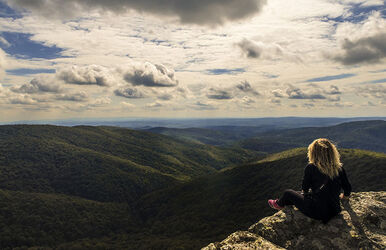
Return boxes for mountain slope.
[0,189,135,249]
[0,147,384,249]
[134,148,386,249]
[0,125,259,202]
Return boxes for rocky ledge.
[203,192,386,249]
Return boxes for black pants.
[277,189,340,223]
[277,189,311,216]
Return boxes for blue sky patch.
[306,73,356,82]
[367,78,386,84]
[323,2,386,24]
[206,68,246,75]
[0,32,65,59]
[6,68,56,76]
[263,72,279,79]
[0,1,22,19]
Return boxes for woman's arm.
[302,164,313,193]
[340,167,352,197]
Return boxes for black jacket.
[302,163,352,223]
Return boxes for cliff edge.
[203,192,386,249]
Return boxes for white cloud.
[11,77,63,94]
[114,87,146,99]
[89,97,111,107]
[57,65,117,86]
[121,101,135,108]
[7,0,267,26]
[0,0,385,119]
[56,91,88,102]
[146,101,163,108]
[121,62,178,87]
[8,95,37,105]
[0,49,6,77]
[356,85,386,99]
[236,81,261,96]
[331,12,386,65]
[190,101,218,110]
[206,88,233,100]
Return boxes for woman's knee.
[283,189,296,195]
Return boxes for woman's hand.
[339,193,349,200]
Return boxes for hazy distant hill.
[145,120,386,154]
[0,125,259,203]
[145,127,240,146]
[9,116,385,128]
[239,120,386,153]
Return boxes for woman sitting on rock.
[268,138,352,223]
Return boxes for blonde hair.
[307,138,342,179]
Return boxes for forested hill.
[132,148,386,249]
[0,125,259,203]
[0,125,385,249]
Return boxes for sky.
[0,0,385,122]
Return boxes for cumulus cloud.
[122,62,178,87]
[233,96,257,108]
[114,87,146,99]
[146,101,163,108]
[9,95,37,105]
[56,91,88,102]
[236,38,302,62]
[121,101,135,108]
[236,38,262,58]
[331,11,386,65]
[286,86,326,100]
[270,98,281,105]
[356,85,386,99]
[272,85,344,104]
[0,49,6,77]
[191,101,217,110]
[207,88,233,100]
[11,77,62,94]
[175,86,190,98]
[7,0,267,26]
[89,97,111,107]
[241,96,255,105]
[324,85,342,95]
[236,81,260,96]
[272,89,285,98]
[57,65,116,86]
[333,33,386,65]
[157,93,173,101]
[303,103,315,108]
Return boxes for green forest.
[0,124,385,249]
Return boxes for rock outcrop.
[203,192,386,249]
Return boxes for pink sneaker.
[268,199,284,210]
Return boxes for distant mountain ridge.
[239,120,386,153]
[147,120,386,153]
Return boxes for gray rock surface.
[203,192,386,249]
